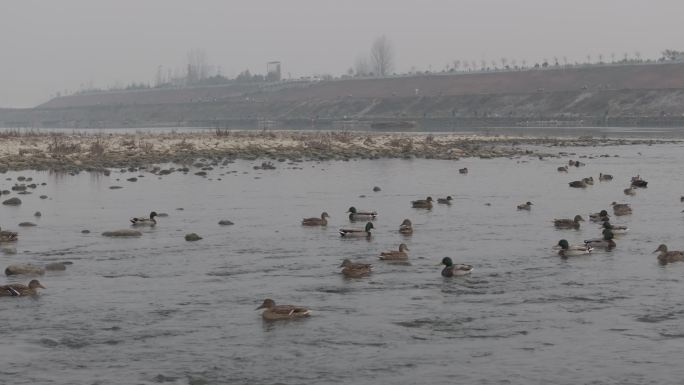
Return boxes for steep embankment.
[4,63,684,128]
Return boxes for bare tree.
[370,35,394,77]
[453,60,461,71]
[354,54,371,76]
[186,49,209,84]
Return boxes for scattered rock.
[109,186,123,189]
[2,197,21,206]
[81,229,91,234]
[5,263,44,276]
[218,220,234,226]
[34,211,42,217]
[372,186,381,192]
[127,177,138,182]
[185,233,202,241]
[102,229,142,237]
[18,222,36,227]
[40,195,48,199]
[45,262,68,271]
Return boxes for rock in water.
[18,222,36,227]
[102,229,142,237]
[218,220,234,226]
[5,263,45,276]
[34,211,42,217]
[45,262,68,271]
[373,186,381,192]
[185,233,202,241]
[2,197,21,206]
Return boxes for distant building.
[266,61,281,81]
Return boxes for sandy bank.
[0,130,675,172]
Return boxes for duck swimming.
[255,298,311,320]
[556,239,593,257]
[379,244,409,261]
[602,221,628,234]
[339,222,374,238]
[347,207,377,221]
[302,212,330,226]
[440,257,473,277]
[624,187,636,196]
[589,210,610,223]
[584,229,616,250]
[0,279,45,297]
[569,180,588,188]
[130,211,158,226]
[611,202,632,216]
[599,173,613,181]
[517,201,533,210]
[339,259,372,277]
[399,219,413,235]
[411,197,433,209]
[554,215,583,229]
[653,244,684,265]
[437,196,453,205]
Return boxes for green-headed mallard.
[437,196,453,205]
[589,210,609,223]
[130,211,158,226]
[255,298,311,320]
[556,239,593,257]
[399,219,413,235]
[569,180,587,188]
[347,207,377,221]
[554,215,584,229]
[584,229,616,250]
[339,222,374,238]
[602,221,628,234]
[379,244,409,261]
[611,202,632,216]
[302,212,329,226]
[0,227,18,242]
[440,257,473,277]
[654,244,684,265]
[411,196,433,209]
[517,201,533,210]
[5,263,45,276]
[339,259,372,277]
[0,279,45,297]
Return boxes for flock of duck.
[3,160,684,322]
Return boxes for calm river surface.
[2,142,684,385]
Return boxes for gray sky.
[1,0,681,107]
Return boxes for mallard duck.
[631,175,648,188]
[0,279,45,297]
[582,177,594,185]
[0,227,18,242]
[379,244,409,261]
[569,180,587,188]
[554,215,583,229]
[399,219,413,235]
[440,257,473,277]
[5,263,45,276]
[599,173,613,181]
[130,211,158,226]
[411,196,433,209]
[555,239,593,257]
[624,187,636,196]
[584,229,616,250]
[339,259,372,277]
[302,212,329,226]
[437,196,453,204]
[653,244,684,265]
[611,202,632,216]
[347,207,377,221]
[517,201,533,210]
[339,222,374,237]
[557,166,568,172]
[602,221,629,234]
[459,168,468,174]
[589,210,610,223]
[255,298,311,320]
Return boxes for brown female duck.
[339,259,372,277]
[302,212,330,226]
[255,298,311,320]
[379,244,409,261]
[0,279,45,297]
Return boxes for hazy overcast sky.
[0,0,681,107]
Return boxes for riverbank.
[0,130,676,172]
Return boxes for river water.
[1,141,684,384]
